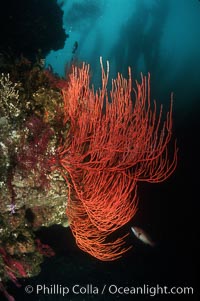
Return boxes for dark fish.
[72,41,78,54]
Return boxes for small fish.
[131,226,155,247]
[72,41,78,54]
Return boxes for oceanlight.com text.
[24,283,194,297]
